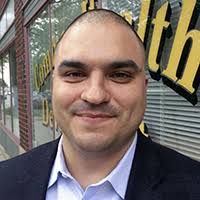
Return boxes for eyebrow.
[57,59,141,71]
[58,60,87,69]
[108,60,141,71]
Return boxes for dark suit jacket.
[0,131,200,200]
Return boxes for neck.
[62,136,134,190]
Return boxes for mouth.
[74,112,116,123]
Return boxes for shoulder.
[0,138,59,180]
[151,140,200,198]
[152,139,200,174]
[137,132,200,175]
[0,139,60,199]
[129,133,200,198]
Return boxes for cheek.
[52,80,80,109]
[110,84,146,123]
[111,85,145,108]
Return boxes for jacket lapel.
[125,131,165,200]
[16,138,60,200]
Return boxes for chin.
[74,132,116,153]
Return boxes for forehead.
[55,21,144,68]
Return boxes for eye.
[61,71,87,83]
[109,71,134,83]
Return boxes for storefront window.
[0,0,15,39]
[102,0,139,13]
[0,13,7,39]
[3,54,12,131]
[51,0,81,42]
[7,0,15,27]
[29,7,52,147]
[0,48,19,137]
[9,47,19,136]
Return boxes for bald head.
[54,9,145,62]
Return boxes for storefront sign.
[81,0,96,12]
[42,97,58,130]
[138,0,200,105]
[33,43,56,91]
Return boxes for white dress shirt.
[46,133,137,200]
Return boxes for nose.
[81,73,110,105]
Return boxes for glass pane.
[0,13,7,38]
[51,0,82,42]
[102,0,141,22]
[2,54,12,131]
[29,7,53,147]
[0,0,15,39]
[6,0,15,28]
[9,47,19,137]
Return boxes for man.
[0,9,200,200]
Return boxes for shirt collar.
[106,132,137,198]
[48,133,137,199]
[48,135,70,188]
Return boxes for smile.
[75,112,115,123]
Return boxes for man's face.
[53,21,147,154]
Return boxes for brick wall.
[15,0,32,151]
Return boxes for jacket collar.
[16,138,60,200]
[125,130,165,200]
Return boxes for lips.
[75,111,115,123]
[76,112,114,118]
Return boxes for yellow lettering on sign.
[81,0,87,12]
[34,64,40,91]
[42,98,49,126]
[162,0,200,94]
[81,0,95,12]
[137,0,152,41]
[34,47,53,91]
[88,0,95,10]
[42,57,47,78]
[42,98,57,130]
[44,50,50,77]
[44,56,49,78]
[39,63,44,87]
[121,11,132,25]
[139,122,149,138]
[49,110,54,129]
[148,2,170,73]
